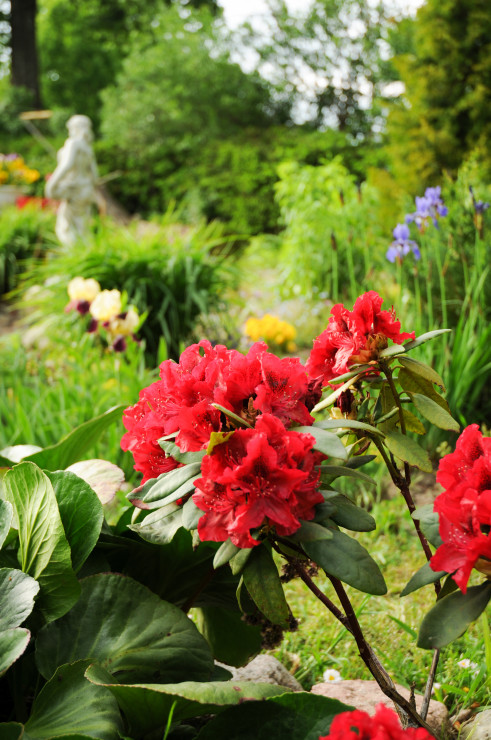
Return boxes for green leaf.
[46,471,103,573]
[213,539,241,569]
[0,723,24,740]
[128,463,202,509]
[304,530,387,595]
[319,364,373,385]
[0,628,31,676]
[130,504,184,545]
[24,661,122,740]
[206,431,235,455]
[398,357,446,390]
[384,430,433,472]
[211,403,252,428]
[320,465,376,487]
[400,561,446,597]
[398,368,450,412]
[86,663,290,738]
[409,393,460,432]
[0,499,13,550]
[194,606,261,666]
[313,419,385,437]
[417,582,491,649]
[195,691,354,740]
[290,427,347,460]
[159,440,206,465]
[379,344,406,358]
[35,573,214,683]
[3,463,80,622]
[400,409,426,435]
[66,459,125,505]
[320,491,376,532]
[412,505,442,548]
[242,546,290,627]
[229,548,253,576]
[24,406,126,471]
[182,497,203,530]
[0,568,39,629]
[289,521,334,542]
[403,329,451,352]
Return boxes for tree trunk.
[10,0,42,108]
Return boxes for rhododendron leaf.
[0,568,39,630]
[398,368,450,412]
[0,499,13,550]
[409,393,460,432]
[345,455,376,469]
[398,357,446,390]
[314,419,385,437]
[304,531,387,595]
[320,466,376,487]
[412,505,442,548]
[290,427,347,460]
[3,463,80,622]
[24,661,123,740]
[36,574,214,683]
[400,409,426,435]
[378,344,406,358]
[437,574,459,600]
[182,497,203,530]
[130,504,184,545]
[320,491,376,532]
[211,403,252,428]
[129,463,202,509]
[417,582,491,649]
[195,691,354,740]
[323,365,373,385]
[213,539,241,569]
[312,376,364,414]
[400,561,446,597]
[403,329,451,352]
[242,546,290,627]
[45,471,103,573]
[85,664,288,738]
[375,384,398,434]
[159,440,206,464]
[206,431,235,455]
[289,521,334,542]
[229,548,253,576]
[384,431,433,472]
[23,406,126,470]
[194,605,262,666]
[0,628,31,676]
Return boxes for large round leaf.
[0,499,13,550]
[24,660,122,740]
[35,573,214,683]
[85,663,291,738]
[417,581,491,649]
[0,628,31,675]
[45,471,104,573]
[195,692,354,740]
[194,606,261,666]
[0,568,39,630]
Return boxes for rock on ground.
[220,655,303,691]
[460,708,491,739]
[312,679,449,734]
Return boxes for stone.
[312,679,449,734]
[45,114,98,246]
[460,708,491,739]
[221,655,302,691]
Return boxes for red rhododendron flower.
[430,424,491,592]
[193,413,324,548]
[307,291,414,385]
[319,704,433,739]
[121,340,316,483]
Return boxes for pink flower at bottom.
[319,704,433,739]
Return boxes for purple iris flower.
[386,223,421,263]
[406,186,447,229]
[469,186,489,214]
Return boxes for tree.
[386,0,491,189]
[5,0,41,106]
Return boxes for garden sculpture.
[45,114,98,246]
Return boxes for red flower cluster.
[430,425,491,592]
[307,291,414,385]
[194,413,324,548]
[122,340,325,546]
[319,704,433,740]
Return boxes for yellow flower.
[107,307,140,337]
[90,289,122,322]
[68,276,101,303]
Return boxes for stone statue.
[46,115,98,246]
